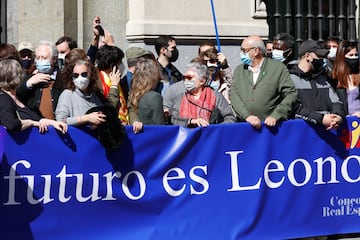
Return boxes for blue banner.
[1,118,360,239]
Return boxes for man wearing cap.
[289,39,345,130]
[122,47,155,100]
[18,41,35,74]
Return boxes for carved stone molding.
[253,0,267,19]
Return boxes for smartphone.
[95,25,105,36]
[110,63,118,72]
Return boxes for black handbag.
[86,103,126,152]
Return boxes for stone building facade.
[3,0,267,72]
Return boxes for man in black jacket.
[289,40,345,130]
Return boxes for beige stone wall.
[8,0,64,48]
[126,0,268,40]
[7,0,129,50]
[7,0,267,49]
[6,0,267,70]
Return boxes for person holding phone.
[0,59,67,134]
[16,40,64,120]
[87,16,115,64]
[95,45,129,125]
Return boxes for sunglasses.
[72,72,88,79]
[207,59,218,64]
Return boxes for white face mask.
[57,53,66,70]
[73,76,90,91]
[58,53,66,61]
[328,47,337,59]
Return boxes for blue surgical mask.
[184,79,196,92]
[240,51,253,65]
[210,80,220,91]
[272,49,285,62]
[36,59,52,73]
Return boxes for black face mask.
[169,48,179,62]
[345,57,360,74]
[311,58,324,72]
[20,59,32,69]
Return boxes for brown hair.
[59,48,89,89]
[332,40,360,88]
[0,59,24,90]
[0,43,20,62]
[128,58,161,113]
[199,48,224,85]
[68,59,102,97]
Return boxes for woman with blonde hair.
[128,58,164,133]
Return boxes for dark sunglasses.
[207,59,218,64]
[72,72,88,79]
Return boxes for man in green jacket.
[231,35,298,130]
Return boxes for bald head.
[242,35,266,55]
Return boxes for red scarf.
[179,87,216,121]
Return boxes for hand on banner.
[245,115,261,130]
[190,118,209,127]
[323,113,342,130]
[132,121,143,134]
[264,116,277,127]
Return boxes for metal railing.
[264,0,357,49]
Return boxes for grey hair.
[36,40,58,58]
[249,38,266,55]
[186,62,209,80]
[0,59,24,90]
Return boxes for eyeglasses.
[72,72,88,79]
[240,47,256,53]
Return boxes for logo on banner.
[339,120,360,149]
[323,196,360,217]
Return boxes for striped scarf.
[99,71,129,125]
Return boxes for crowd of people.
[0,16,359,145]
[0,15,359,239]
